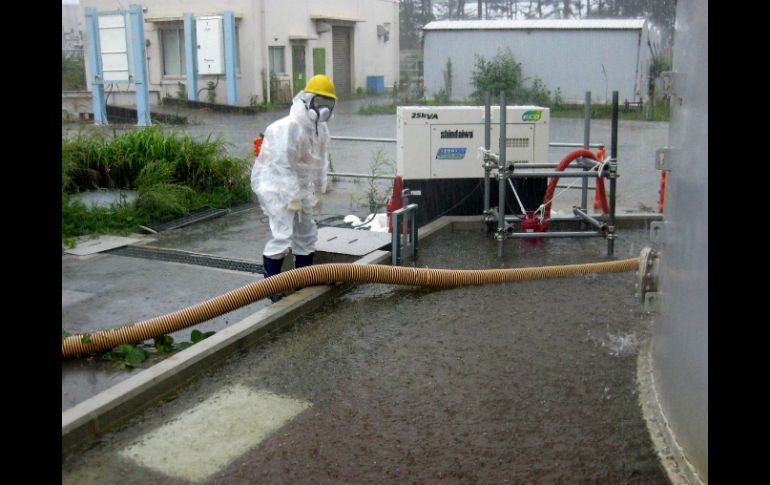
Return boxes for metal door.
[313,48,326,75]
[292,44,306,96]
[332,27,351,96]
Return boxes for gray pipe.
[513,160,600,169]
[498,91,507,257]
[484,92,491,215]
[329,172,396,180]
[550,142,604,148]
[581,91,592,212]
[509,171,603,179]
[330,136,396,143]
[508,231,604,239]
[608,91,619,257]
[573,207,608,232]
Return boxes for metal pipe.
[410,204,418,260]
[391,210,401,266]
[498,91,507,258]
[330,136,397,143]
[556,184,597,190]
[508,231,605,239]
[581,91,591,212]
[328,172,396,180]
[573,207,608,232]
[509,171,604,178]
[608,91,619,257]
[484,92,491,215]
[512,161,600,169]
[550,142,604,149]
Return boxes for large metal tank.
[638,1,708,483]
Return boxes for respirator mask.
[306,94,336,123]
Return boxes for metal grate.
[140,208,228,233]
[108,246,264,274]
[506,137,530,148]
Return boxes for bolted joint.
[636,247,660,311]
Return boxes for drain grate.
[108,246,264,274]
[140,208,228,233]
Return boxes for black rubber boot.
[262,255,286,303]
[294,252,314,269]
[293,253,314,291]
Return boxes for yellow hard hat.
[304,74,337,100]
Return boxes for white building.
[422,18,661,104]
[79,0,399,107]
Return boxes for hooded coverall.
[251,91,330,259]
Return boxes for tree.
[400,0,436,49]
[470,48,524,100]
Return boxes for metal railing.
[391,203,418,266]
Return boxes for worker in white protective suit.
[251,74,336,302]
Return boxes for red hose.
[542,149,608,225]
[658,170,667,213]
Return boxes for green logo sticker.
[522,110,542,122]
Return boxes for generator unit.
[396,106,550,225]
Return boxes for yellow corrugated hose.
[62,258,640,358]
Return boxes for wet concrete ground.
[62,99,668,483]
[62,227,667,484]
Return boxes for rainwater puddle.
[63,226,667,483]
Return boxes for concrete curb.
[62,250,390,456]
[636,340,706,485]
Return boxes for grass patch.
[551,99,671,121]
[358,103,398,115]
[62,126,252,243]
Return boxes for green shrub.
[62,52,86,91]
[470,48,524,102]
[61,127,252,241]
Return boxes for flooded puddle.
[63,226,667,483]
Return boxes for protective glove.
[287,199,301,212]
[313,193,323,213]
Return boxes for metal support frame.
[85,5,151,126]
[129,5,150,126]
[223,11,238,106]
[184,13,199,102]
[607,91,619,257]
[391,203,418,266]
[480,90,620,258]
[581,91,592,213]
[85,7,108,125]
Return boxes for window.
[161,27,185,76]
[269,46,285,75]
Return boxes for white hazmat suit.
[251,91,330,258]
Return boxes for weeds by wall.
[62,127,252,242]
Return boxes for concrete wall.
[80,0,399,107]
[651,1,708,481]
[423,27,652,104]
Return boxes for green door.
[292,45,306,96]
[313,48,326,76]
